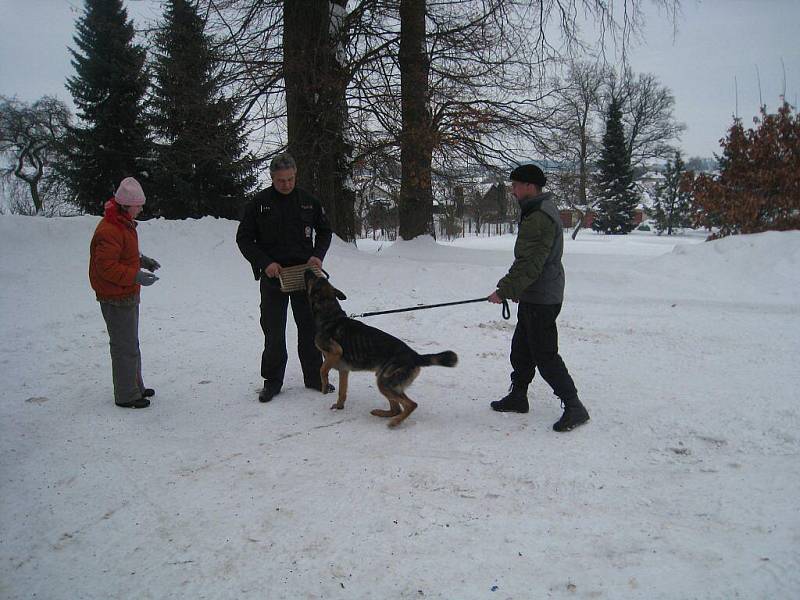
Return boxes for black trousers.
[259,278,322,388]
[510,302,578,401]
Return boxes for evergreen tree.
[148,0,255,219]
[592,95,638,234]
[653,150,691,235]
[65,0,149,214]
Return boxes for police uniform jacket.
[236,186,333,280]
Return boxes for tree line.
[2,0,256,221]
[1,0,797,241]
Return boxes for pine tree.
[592,95,639,234]
[148,0,255,219]
[653,150,691,235]
[65,0,149,214]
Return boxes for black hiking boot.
[553,398,590,432]
[259,380,282,403]
[143,388,155,398]
[490,383,529,414]
[116,397,150,409]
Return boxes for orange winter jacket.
[89,200,141,301]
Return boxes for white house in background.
[358,180,395,207]
[636,169,667,217]
[638,170,666,193]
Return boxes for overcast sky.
[1,0,798,159]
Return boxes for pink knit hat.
[115,177,146,206]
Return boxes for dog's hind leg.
[319,341,343,393]
[388,393,418,428]
[371,380,402,419]
[331,369,348,410]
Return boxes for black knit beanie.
[510,164,547,187]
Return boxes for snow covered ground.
[1,215,799,599]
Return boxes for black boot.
[553,398,589,432]
[143,388,155,398]
[490,382,529,413]
[116,397,150,409]
[259,380,282,403]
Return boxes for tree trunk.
[14,148,45,214]
[571,216,584,240]
[579,136,588,206]
[398,0,433,240]
[283,0,355,241]
[28,181,43,214]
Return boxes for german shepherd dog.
[304,270,458,427]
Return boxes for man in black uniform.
[236,153,333,403]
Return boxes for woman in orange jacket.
[89,177,160,408]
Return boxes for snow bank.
[657,230,800,304]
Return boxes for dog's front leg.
[320,351,331,392]
[320,341,343,394]
[331,370,348,410]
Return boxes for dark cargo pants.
[259,278,323,389]
[510,302,578,401]
[100,301,145,405]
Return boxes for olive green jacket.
[496,192,565,304]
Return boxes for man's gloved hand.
[136,270,159,286]
[140,254,161,271]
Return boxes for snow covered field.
[1,215,799,599]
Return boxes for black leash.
[350,297,511,320]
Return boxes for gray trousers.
[100,301,145,405]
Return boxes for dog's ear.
[334,288,347,301]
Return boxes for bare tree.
[548,60,608,238]
[0,96,71,215]
[0,174,77,217]
[548,60,684,238]
[398,0,434,239]
[203,0,369,239]
[389,0,681,238]
[619,67,686,168]
[201,1,680,239]
[283,0,356,240]
[203,0,287,150]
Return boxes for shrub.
[683,102,800,239]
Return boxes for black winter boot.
[116,397,150,409]
[259,380,282,403]
[490,382,529,413]
[553,398,589,432]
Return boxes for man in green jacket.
[488,164,589,432]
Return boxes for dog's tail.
[416,350,458,368]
